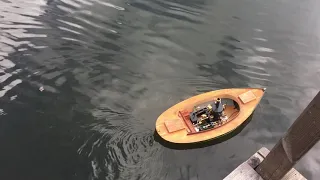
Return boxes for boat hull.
[155,88,266,144]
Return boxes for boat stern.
[155,116,190,140]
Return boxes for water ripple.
[130,0,204,24]
[78,120,162,180]
[0,0,47,99]
[1,0,320,179]
[93,0,125,11]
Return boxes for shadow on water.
[153,114,254,150]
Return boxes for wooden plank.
[223,147,306,180]
[224,161,264,180]
[256,91,320,180]
[164,119,185,133]
[238,90,257,104]
[179,111,196,133]
[155,124,169,136]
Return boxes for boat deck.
[179,105,240,134]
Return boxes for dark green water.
[0,0,320,179]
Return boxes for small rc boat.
[155,88,266,144]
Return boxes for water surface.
[1,0,320,179]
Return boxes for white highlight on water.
[255,46,275,52]
[0,79,22,97]
[253,37,268,42]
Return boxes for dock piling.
[224,91,320,180]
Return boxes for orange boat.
[155,88,266,144]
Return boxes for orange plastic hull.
[155,88,266,144]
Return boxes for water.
[0,0,320,179]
